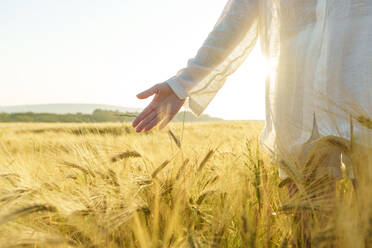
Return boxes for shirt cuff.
[166,76,188,100]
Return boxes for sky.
[1,0,267,120]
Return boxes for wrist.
[166,76,188,100]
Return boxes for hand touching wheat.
[132,82,185,132]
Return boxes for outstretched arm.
[133,0,259,132]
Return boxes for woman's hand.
[132,82,185,132]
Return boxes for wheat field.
[0,122,370,248]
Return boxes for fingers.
[144,115,162,131]
[133,85,184,132]
[132,101,157,128]
[136,106,170,132]
[136,84,159,99]
[136,111,158,132]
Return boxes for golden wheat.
[0,122,370,247]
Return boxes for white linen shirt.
[166,0,372,178]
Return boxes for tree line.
[0,109,223,123]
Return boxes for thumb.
[136,85,158,99]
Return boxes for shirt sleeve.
[166,0,259,116]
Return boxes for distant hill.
[0,104,142,114]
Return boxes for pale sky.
[1,0,267,120]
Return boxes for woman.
[132,0,372,181]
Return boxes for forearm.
[167,0,259,100]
